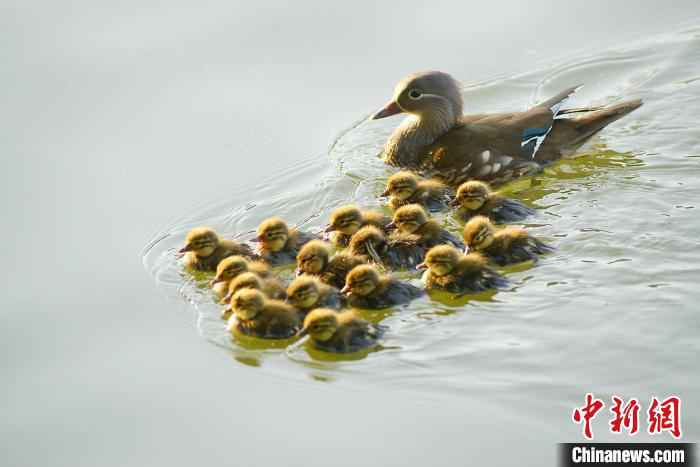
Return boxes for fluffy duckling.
[179,226,255,272]
[382,171,451,211]
[221,272,287,320]
[452,180,534,223]
[210,255,272,300]
[341,264,424,309]
[348,225,425,270]
[463,215,553,266]
[255,217,316,266]
[286,276,344,317]
[295,240,366,289]
[227,289,301,339]
[417,245,507,293]
[389,204,464,249]
[324,205,391,247]
[298,308,383,353]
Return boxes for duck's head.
[179,227,219,257]
[418,244,460,276]
[287,276,322,309]
[231,288,265,321]
[342,264,381,297]
[463,215,496,252]
[212,255,248,285]
[326,205,363,236]
[225,272,263,302]
[296,240,330,275]
[371,71,463,123]
[299,308,339,342]
[382,171,418,200]
[390,204,428,234]
[453,181,492,210]
[348,226,386,259]
[256,217,289,252]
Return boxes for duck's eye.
[408,89,422,99]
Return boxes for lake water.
[3,2,700,466]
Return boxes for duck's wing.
[491,198,536,224]
[420,86,584,184]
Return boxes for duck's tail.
[538,98,643,161]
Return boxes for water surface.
[143,25,700,435]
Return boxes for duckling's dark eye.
[408,89,422,99]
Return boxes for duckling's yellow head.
[391,204,428,234]
[231,289,265,321]
[299,308,339,342]
[383,171,419,200]
[455,181,491,210]
[180,227,219,257]
[257,217,289,252]
[287,276,322,309]
[420,244,460,276]
[342,264,381,296]
[327,205,363,236]
[296,240,330,275]
[226,272,263,301]
[463,215,495,251]
[348,226,386,258]
[213,256,248,284]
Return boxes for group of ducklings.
[178,171,551,354]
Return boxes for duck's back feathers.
[485,228,554,265]
[414,90,642,185]
[348,278,424,309]
[320,253,366,289]
[459,195,535,224]
[425,253,507,293]
[314,312,385,353]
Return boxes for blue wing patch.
[521,125,552,159]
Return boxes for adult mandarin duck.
[372,70,642,185]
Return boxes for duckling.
[382,171,451,211]
[348,225,424,270]
[221,272,287,320]
[298,308,383,353]
[463,215,553,266]
[452,180,534,223]
[255,217,316,266]
[210,255,272,300]
[295,240,366,289]
[226,289,300,339]
[341,264,424,309]
[286,276,344,317]
[417,244,507,293]
[324,205,391,247]
[389,204,464,249]
[178,226,256,272]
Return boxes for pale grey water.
[3,2,700,466]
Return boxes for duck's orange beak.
[416,262,428,270]
[371,100,403,120]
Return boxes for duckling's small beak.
[340,285,351,295]
[416,262,428,270]
[380,189,390,197]
[178,244,192,254]
[210,276,223,286]
[448,198,460,207]
[323,225,335,234]
[386,221,396,230]
[464,246,470,254]
[297,327,309,338]
[250,236,261,243]
[371,100,403,120]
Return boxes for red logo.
[572,394,682,440]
